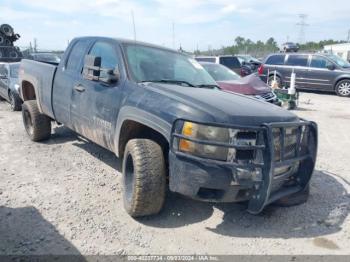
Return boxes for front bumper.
[169,120,317,214]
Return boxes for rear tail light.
[258,65,264,75]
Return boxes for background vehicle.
[27,52,61,64]
[280,42,299,53]
[0,24,23,62]
[195,55,253,76]
[258,53,350,97]
[19,37,317,217]
[200,62,279,104]
[236,54,262,71]
[0,62,22,111]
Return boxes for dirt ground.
[0,92,349,255]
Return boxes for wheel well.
[334,78,350,90]
[22,81,36,101]
[118,120,169,160]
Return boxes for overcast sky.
[1,0,349,51]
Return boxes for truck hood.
[217,74,271,95]
[142,82,298,126]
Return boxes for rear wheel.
[22,100,51,141]
[268,75,282,88]
[122,139,166,217]
[335,80,350,97]
[9,91,22,111]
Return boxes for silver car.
[0,62,22,111]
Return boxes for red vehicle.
[200,62,280,104]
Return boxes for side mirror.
[82,55,101,81]
[327,64,336,70]
[99,66,119,84]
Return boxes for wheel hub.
[338,82,350,96]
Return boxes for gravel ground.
[0,92,349,255]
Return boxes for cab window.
[66,40,88,72]
[0,65,8,79]
[89,41,119,79]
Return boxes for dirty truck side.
[19,37,318,217]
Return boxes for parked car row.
[258,52,350,97]
[195,55,255,76]
[13,36,318,218]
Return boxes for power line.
[296,14,309,44]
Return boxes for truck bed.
[19,59,57,118]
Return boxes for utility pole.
[347,29,350,43]
[172,22,175,49]
[131,10,137,41]
[33,38,38,52]
[296,14,309,44]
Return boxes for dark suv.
[258,53,350,97]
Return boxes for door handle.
[74,84,85,92]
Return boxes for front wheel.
[22,100,51,141]
[122,139,166,217]
[335,80,350,97]
[274,185,310,207]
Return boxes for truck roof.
[73,36,181,54]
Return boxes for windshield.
[123,44,217,86]
[326,54,350,68]
[201,63,240,81]
[10,64,19,78]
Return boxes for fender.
[333,74,350,89]
[20,75,44,113]
[114,106,172,157]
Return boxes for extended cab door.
[52,39,94,127]
[70,40,124,150]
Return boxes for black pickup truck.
[19,37,317,217]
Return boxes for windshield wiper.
[140,79,195,87]
[195,84,221,90]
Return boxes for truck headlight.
[177,121,230,161]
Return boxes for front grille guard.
[171,119,318,214]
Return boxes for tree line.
[195,37,347,58]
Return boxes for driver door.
[71,40,124,150]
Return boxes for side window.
[310,56,332,69]
[0,65,6,78]
[66,40,88,72]
[285,55,308,67]
[89,42,118,79]
[265,55,285,65]
[219,57,240,68]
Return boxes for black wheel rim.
[23,109,34,136]
[124,153,135,203]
